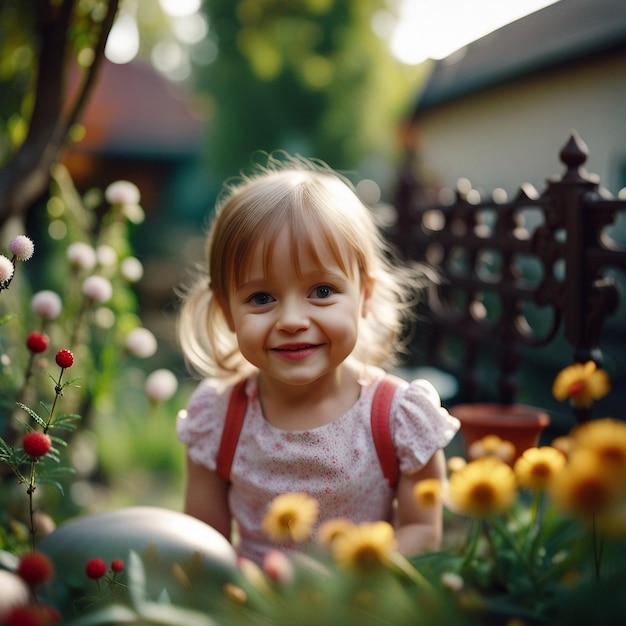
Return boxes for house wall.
[413,51,626,197]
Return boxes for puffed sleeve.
[392,378,460,474]
[176,379,231,470]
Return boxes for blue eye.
[250,293,273,306]
[313,285,334,299]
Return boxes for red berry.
[2,606,48,626]
[55,349,74,369]
[111,559,124,573]
[26,332,48,354]
[22,432,51,458]
[16,551,54,586]
[85,557,107,580]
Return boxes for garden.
[2,169,626,625]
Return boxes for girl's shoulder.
[177,376,252,440]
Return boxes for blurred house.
[63,60,212,348]
[407,0,626,197]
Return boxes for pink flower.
[67,242,97,271]
[105,180,140,205]
[81,275,113,303]
[31,290,62,320]
[145,369,178,402]
[0,255,14,283]
[23,432,52,458]
[8,235,34,261]
[85,558,107,580]
[55,349,74,369]
[26,332,49,354]
[263,550,294,585]
[125,328,157,358]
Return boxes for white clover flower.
[0,255,14,283]
[31,290,63,320]
[96,244,118,267]
[105,180,140,205]
[8,235,34,261]
[121,202,145,224]
[82,275,113,303]
[125,327,157,358]
[67,242,97,271]
[120,256,144,282]
[440,571,464,592]
[145,369,178,402]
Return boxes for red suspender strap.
[371,377,401,488]
[216,379,248,482]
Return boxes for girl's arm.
[394,448,447,556]
[184,455,232,540]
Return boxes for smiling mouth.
[272,344,319,360]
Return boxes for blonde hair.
[178,153,424,380]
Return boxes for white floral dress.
[176,367,459,564]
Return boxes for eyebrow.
[237,269,351,293]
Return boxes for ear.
[215,294,235,332]
[360,274,375,318]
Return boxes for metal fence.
[391,133,626,426]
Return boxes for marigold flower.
[55,349,74,369]
[0,255,14,283]
[447,457,517,517]
[67,242,97,271]
[22,432,52,458]
[514,446,566,491]
[570,418,626,475]
[125,327,158,358]
[552,361,610,408]
[85,557,107,580]
[26,332,49,354]
[331,521,397,571]
[8,235,34,261]
[81,275,113,303]
[318,518,355,548]
[262,492,319,544]
[468,434,516,463]
[31,290,62,320]
[145,369,178,402]
[16,551,54,586]
[413,478,443,507]
[549,449,623,517]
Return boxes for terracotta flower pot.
[451,403,550,463]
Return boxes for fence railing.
[391,133,626,425]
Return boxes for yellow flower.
[331,521,397,571]
[447,457,517,517]
[548,449,623,517]
[514,446,566,491]
[262,492,319,544]
[447,456,467,474]
[570,418,626,475]
[413,478,443,508]
[552,361,610,408]
[468,434,516,464]
[318,518,355,548]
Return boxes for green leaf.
[127,550,149,607]
[36,477,65,494]
[15,402,45,428]
[62,604,138,626]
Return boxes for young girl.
[176,153,459,565]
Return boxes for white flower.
[8,235,34,261]
[82,275,113,303]
[125,327,157,358]
[145,369,178,402]
[31,290,63,320]
[441,571,464,591]
[121,203,145,224]
[120,256,144,282]
[0,255,14,283]
[96,245,118,267]
[67,242,97,271]
[105,180,140,205]
[0,570,30,620]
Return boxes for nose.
[275,298,310,333]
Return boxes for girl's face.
[223,225,372,388]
